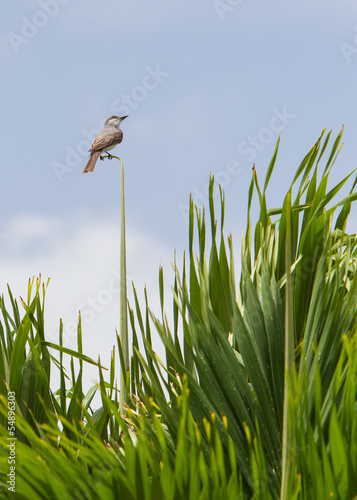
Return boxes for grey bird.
[83,115,128,174]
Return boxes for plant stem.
[280,190,295,499]
[118,158,129,414]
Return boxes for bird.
[83,115,128,174]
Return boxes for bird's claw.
[105,151,114,160]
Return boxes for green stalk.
[280,190,295,499]
[88,153,129,414]
[119,158,129,414]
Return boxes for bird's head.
[105,115,128,128]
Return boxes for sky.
[1,1,357,393]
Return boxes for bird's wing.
[89,129,123,153]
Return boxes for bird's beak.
[120,115,129,120]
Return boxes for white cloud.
[0,212,177,396]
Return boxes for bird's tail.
[83,151,101,174]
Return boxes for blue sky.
[1,1,356,388]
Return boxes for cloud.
[0,211,177,394]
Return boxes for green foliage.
[0,128,356,499]
[0,381,244,499]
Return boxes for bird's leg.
[100,151,112,161]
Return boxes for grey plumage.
[83,115,128,174]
